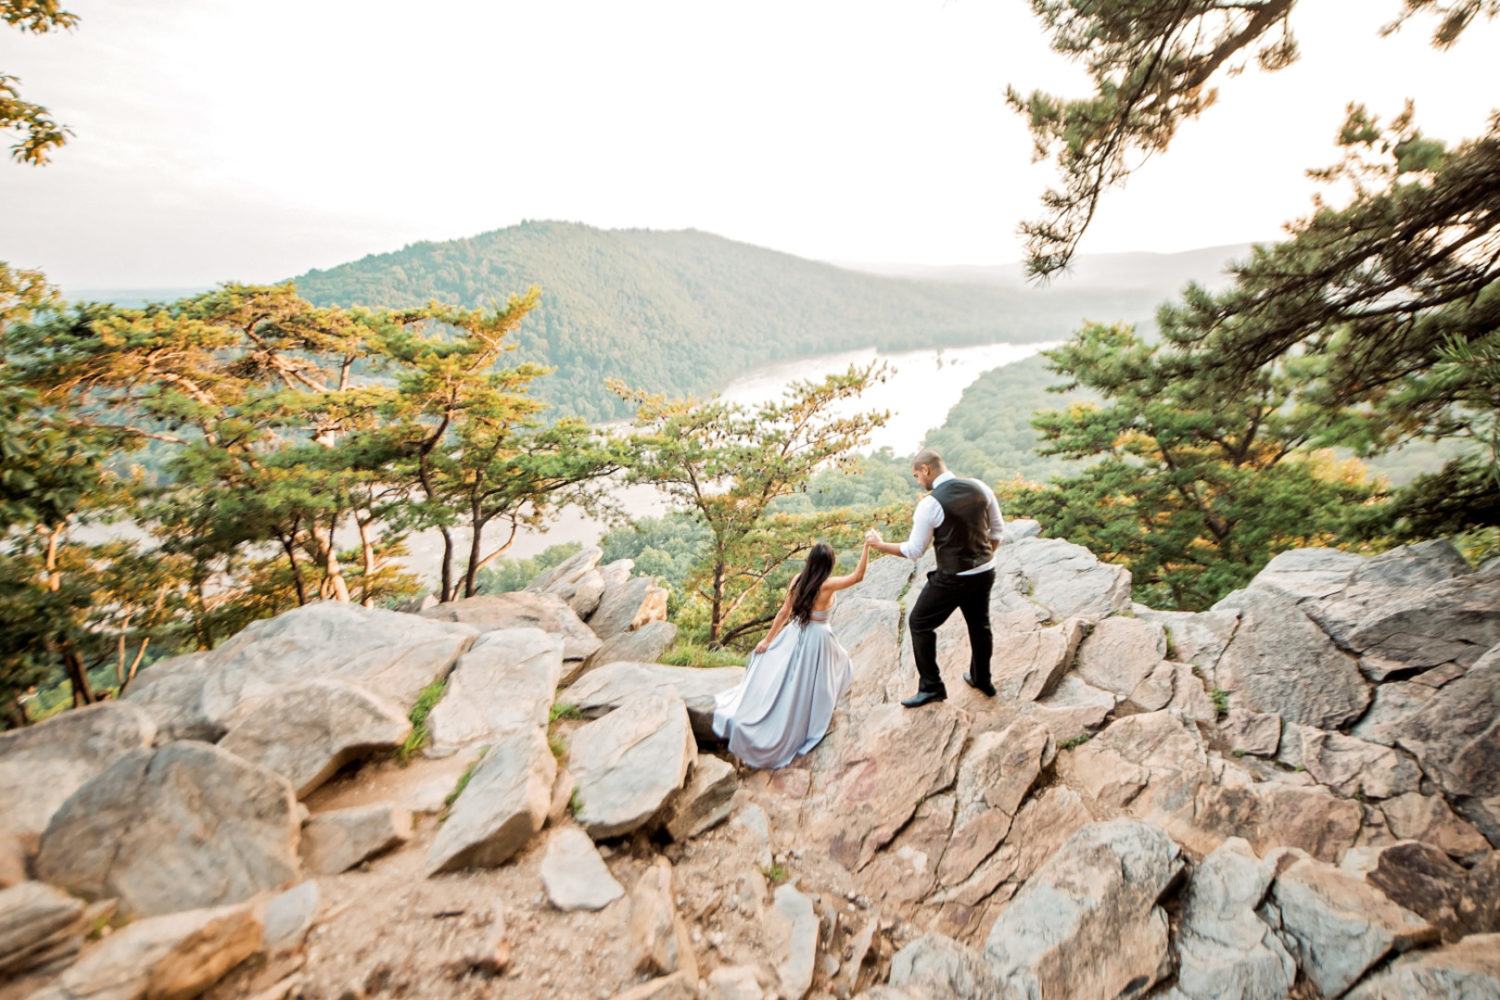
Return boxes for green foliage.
[568,788,583,816]
[1,2,79,165]
[1012,322,1378,610]
[600,512,711,595]
[614,366,893,645]
[548,732,566,760]
[1211,688,1230,718]
[1060,733,1093,750]
[444,748,488,810]
[760,863,789,885]
[658,641,747,669]
[398,678,447,763]
[548,702,582,723]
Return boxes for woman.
[712,539,868,769]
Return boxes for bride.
[712,538,868,769]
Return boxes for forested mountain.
[290,221,1187,420]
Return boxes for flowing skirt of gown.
[712,609,853,770]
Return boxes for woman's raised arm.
[823,540,870,593]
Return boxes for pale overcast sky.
[1,0,1496,289]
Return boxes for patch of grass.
[548,732,567,759]
[1232,748,1248,758]
[660,640,747,669]
[1294,763,1306,773]
[761,863,789,885]
[444,747,489,812]
[549,702,583,723]
[398,678,448,765]
[1163,626,1177,661]
[1060,733,1093,750]
[569,788,584,817]
[1210,687,1230,719]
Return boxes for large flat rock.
[1009,536,1132,619]
[561,661,743,741]
[1346,933,1500,999]
[425,627,563,757]
[569,692,695,839]
[35,741,300,918]
[0,701,156,840]
[426,727,556,874]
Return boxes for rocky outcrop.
[589,575,669,639]
[300,803,412,875]
[0,882,95,979]
[527,545,608,619]
[540,826,624,911]
[34,741,300,918]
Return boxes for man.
[866,449,1004,707]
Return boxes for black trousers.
[909,569,994,695]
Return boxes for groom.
[866,449,1004,707]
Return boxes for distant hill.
[287,222,1215,420]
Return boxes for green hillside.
[290,221,1174,420]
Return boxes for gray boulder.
[1245,547,1364,602]
[1214,589,1370,729]
[539,826,624,911]
[658,754,737,841]
[570,693,695,839]
[627,857,695,977]
[1163,838,1295,1000]
[1261,852,1438,997]
[1345,933,1500,1000]
[526,545,606,619]
[1391,646,1500,806]
[300,803,412,875]
[984,819,1182,1000]
[1220,709,1282,757]
[426,727,556,874]
[1134,606,1240,684]
[766,882,819,1000]
[126,602,476,737]
[1297,729,1421,801]
[885,933,1008,1000]
[589,575,669,639]
[422,590,600,662]
[1073,616,1167,700]
[425,627,563,757]
[938,720,1053,888]
[575,620,678,682]
[990,618,1086,702]
[0,701,156,840]
[561,661,743,741]
[1011,536,1132,619]
[218,678,411,798]
[35,741,300,918]
[831,595,905,706]
[26,901,262,1000]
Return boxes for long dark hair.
[790,543,836,624]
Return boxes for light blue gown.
[712,605,853,770]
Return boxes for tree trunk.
[310,520,351,603]
[356,516,377,607]
[462,504,486,598]
[709,560,726,645]
[439,528,456,604]
[280,535,308,605]
[64,647,97,707]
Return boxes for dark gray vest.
[931,478,994,575]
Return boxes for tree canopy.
[1,0,76,164]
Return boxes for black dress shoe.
[963,672,997,697]
[900,690,947,708]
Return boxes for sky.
[1,0,1497,291]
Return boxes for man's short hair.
[912,448,946,472]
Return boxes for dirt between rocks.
[197,741,900,1000]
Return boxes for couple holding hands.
[712,449,1005,770]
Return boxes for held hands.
[865,528,883,547]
